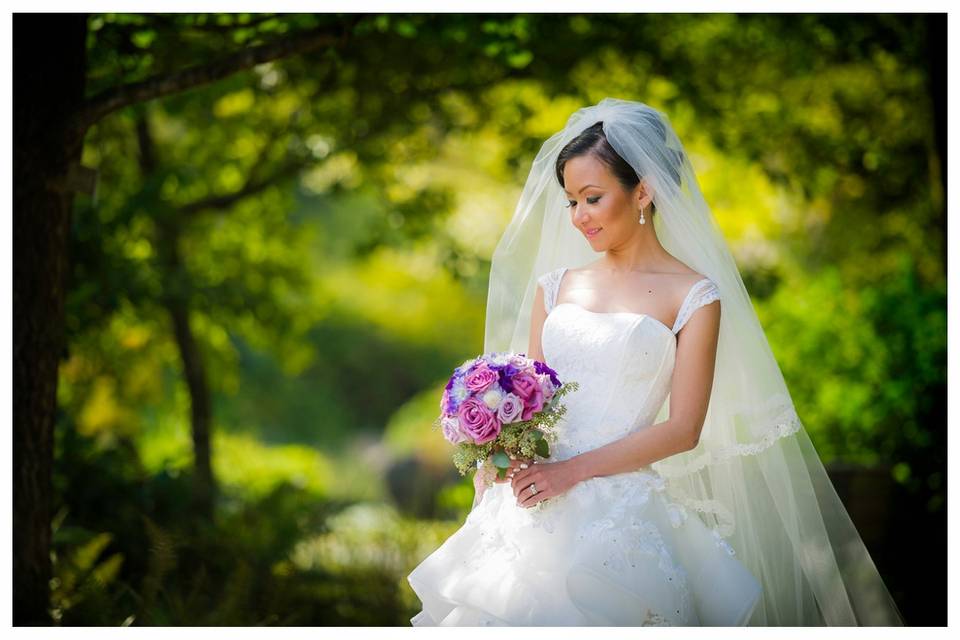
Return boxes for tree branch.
[177,155,311,216]
[72,19,358,130]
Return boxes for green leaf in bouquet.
[491,450,511,470]
[535,437,550,458]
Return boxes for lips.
[585,227,602,237]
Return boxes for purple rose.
[496,393,524,424]
[457,397,501,444]
[441,415,469,445]
[508,354,529,368]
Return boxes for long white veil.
[482,98,904,625]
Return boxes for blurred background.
[13,12,944,626]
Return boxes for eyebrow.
[563,184,603,195]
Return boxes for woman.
[406,98,905,626]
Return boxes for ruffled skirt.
[407,468,762,626]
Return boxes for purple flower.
[441,415,469,445]
[445,376,469,415]
[534,360,561,388]
[496,393,524,424]
[496,363,521,394]
[508,354,529,368]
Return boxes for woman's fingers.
[507,458,533,482]
[493,456,533,482]
[496,460,522,482]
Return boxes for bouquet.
[433,351,579,483]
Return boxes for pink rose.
[511,371,544,421]
[465,362,499,394]
[521,388,544,421]
[510,371,539,401]
[457,397,501,444]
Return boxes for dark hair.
[555,120,683,215]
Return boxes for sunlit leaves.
[301,151,361,193]
[213,432,338,501]
[318,245,482,350]
[213,89,255,118]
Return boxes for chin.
[584,235,607,251]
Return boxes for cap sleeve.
[672,278,721,334]
[537,267,566,314]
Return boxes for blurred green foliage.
[53,13,942,625]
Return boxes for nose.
[572,207,590,228]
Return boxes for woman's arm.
[472,461,490,508]
[568,297,721,483]
[527,283,547,362]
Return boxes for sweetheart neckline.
[547,267,713,339]
[550,302,677,339]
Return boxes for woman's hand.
[473,453,523,505]
[510,458,580,508]
[472,464,491,507]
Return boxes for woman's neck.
[599,237,674,274]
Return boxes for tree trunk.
[135,114,217,518]
[13,14,88,625]
[166,286,217,517]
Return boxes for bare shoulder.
[566,262,594,275]
[665,260,707,297]
[679,271,710,293]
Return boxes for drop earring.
[638,204,646,225]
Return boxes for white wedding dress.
[407,267,763,626]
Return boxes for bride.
[406,98,905,626]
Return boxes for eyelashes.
[563,196,601,208]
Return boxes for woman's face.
[562,154,647,251]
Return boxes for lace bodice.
[536,267,721,461]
